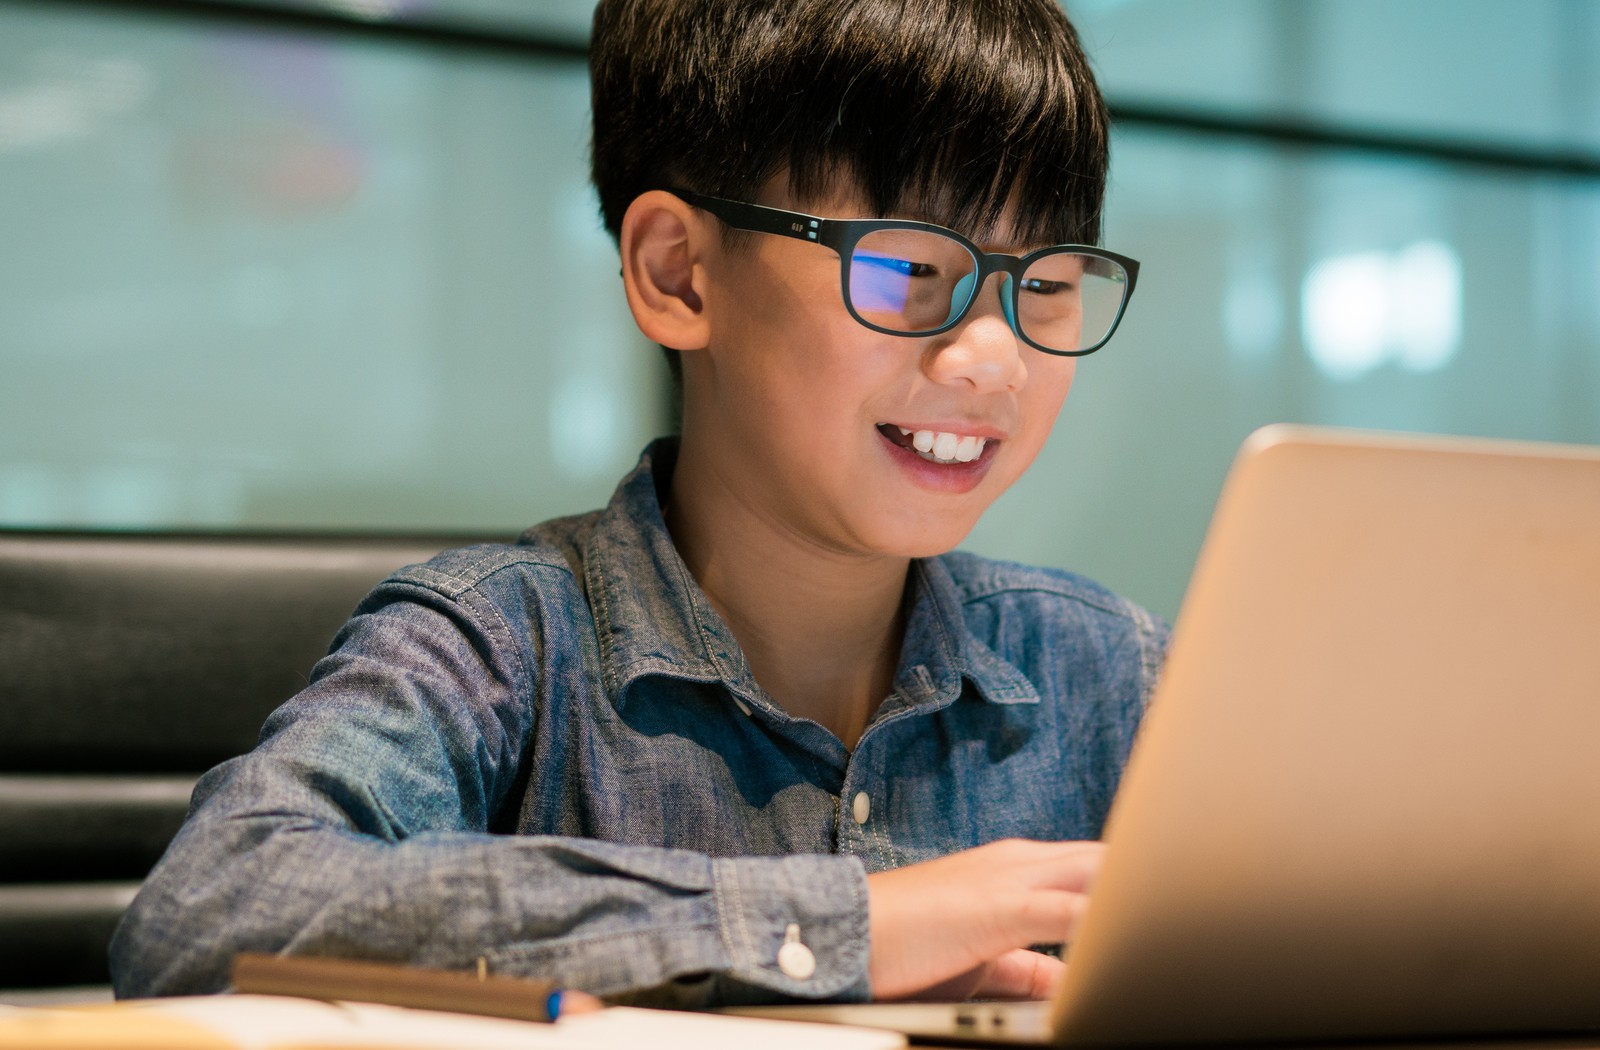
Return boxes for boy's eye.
[1021,277,1074,295]
[856,253,939,278]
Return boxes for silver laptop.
[733,425,1600,1046]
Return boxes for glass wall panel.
[1071,0,1600,154]
[965,128,1600,618]
[0,2,664,533]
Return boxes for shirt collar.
[892,557,1041,710]
[581,439,1039,716]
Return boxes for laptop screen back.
[1054,426,1600,1046]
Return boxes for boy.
[112,0,1166,1006]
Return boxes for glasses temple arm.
[669,190,825,245]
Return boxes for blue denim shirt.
[111,440,1167,1006]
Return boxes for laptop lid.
[1052,425,1600,1046]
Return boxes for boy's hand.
[864,839,1103,1001]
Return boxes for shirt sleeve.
[108,561,872,1006]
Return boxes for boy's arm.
[108,566,871,1006]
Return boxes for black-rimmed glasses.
[668,188,1139,356]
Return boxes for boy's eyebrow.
[975,231,1060,256]
[884,207,1055,254]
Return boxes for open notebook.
[0,996,907,1050]
[734,425,1600,1046]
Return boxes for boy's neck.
[663,447,908,751]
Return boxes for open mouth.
[876,424,990,465]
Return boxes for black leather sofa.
[0,529,496,999]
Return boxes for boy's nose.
[927,272,1027,393]
[943,271,1017,331]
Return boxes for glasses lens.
[847,229,978,334]
[1016,252,1130,353]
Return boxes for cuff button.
[777,922,817,980]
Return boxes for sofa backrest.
[0,529,499,994]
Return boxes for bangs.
[590,0,1109,247]
[781,0,1109,246]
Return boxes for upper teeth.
[897,426,987,464]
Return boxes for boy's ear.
[618,191,712,352]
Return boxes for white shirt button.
[777,923,816,980]
[852,791,871,825]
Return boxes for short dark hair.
[588,0,1112,391]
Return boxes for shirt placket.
[835,663,942,873]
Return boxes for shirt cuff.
[709,853,871,1003]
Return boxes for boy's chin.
[867,515,983,561]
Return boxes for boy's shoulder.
[380,512,602,598]
[933,549,1170,704]
[937,548,1165,634]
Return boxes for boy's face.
[680,176,1079,561]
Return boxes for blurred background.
[2,0,1597,621]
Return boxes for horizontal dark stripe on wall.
[7,0,1599,179]
[1,0,589,61]
[1110,100,1600,180]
